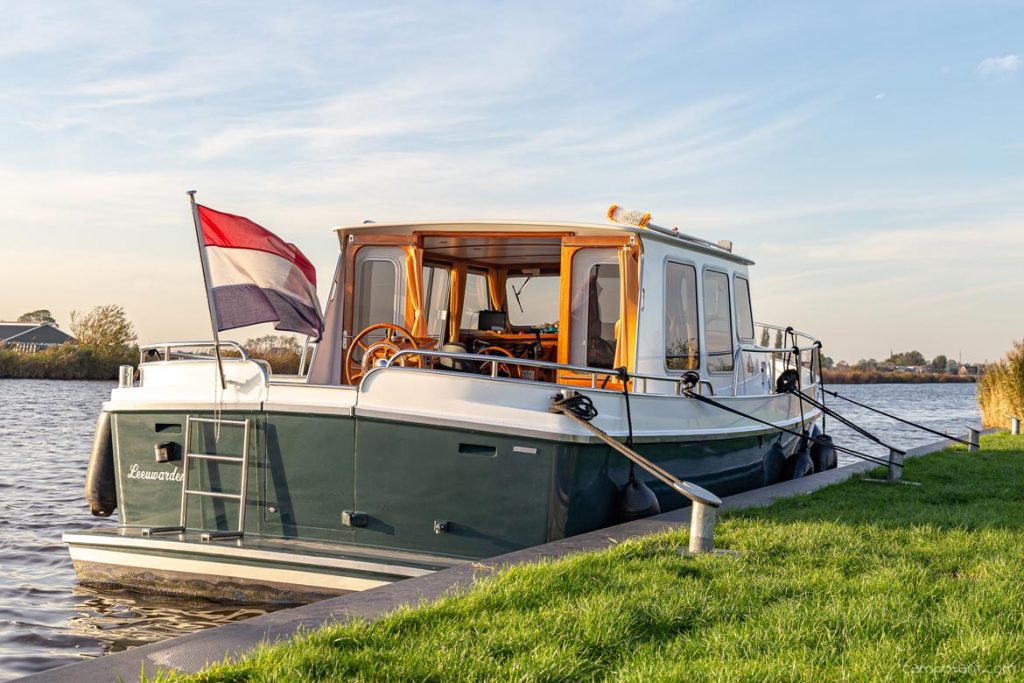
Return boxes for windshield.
[506,275,560,327]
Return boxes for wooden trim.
[561,235,632,248]
[347,234,417,246]
[421,231,571,241]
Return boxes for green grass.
[161,434,1024,682]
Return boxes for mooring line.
[787,389,906,456]
[684,389,898,469]
[820,388,974,448]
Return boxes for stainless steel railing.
[137,341,270,387]
[386,350,714,396]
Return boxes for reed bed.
[977,342,1024,429]
[0,345,135,380]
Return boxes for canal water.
[0,379,981,680]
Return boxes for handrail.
[737,344,820,355]
[137,341,270,387]
[388,350,721,396]
[140,341,250,362]
[752,322,818,345]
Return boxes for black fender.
[810,434,838,472]
[783,437,814,480]
[84,410,117,517]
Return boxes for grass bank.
[822,369,975,384]
[159,434,1023,682]
[978,342,1024,428]
[0,345,135,380]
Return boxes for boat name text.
[126,463,183,482]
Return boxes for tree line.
[1,305,304,379]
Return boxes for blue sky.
[0,1,1020,363]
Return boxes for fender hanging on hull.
[84,411,117,517]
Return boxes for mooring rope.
[784,388,906,456]
[684,387,899,469]
[820,388,974,448]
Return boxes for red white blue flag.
[197,205,324,341]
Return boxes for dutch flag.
[196,204,325,342]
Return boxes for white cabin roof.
[333,219,754,265]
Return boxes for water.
[818,383,981,466]
[0,380,281,681]
[0,379,981,680]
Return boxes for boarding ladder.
[143,416,251,542]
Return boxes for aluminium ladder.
[143,416,251,542]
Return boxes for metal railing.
[140,341,250,363]
[137,341,270,387]
[387,350,712,396]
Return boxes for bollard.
[118,365,134,388]
[968,427,980,452]
[887,448,903,482]
[688,501,717,554]
[1012,417,1020,436]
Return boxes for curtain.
[448,263,468,341]
[487,267,508,313]
[613,243,640,371]
[403,246,427,337]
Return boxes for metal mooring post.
[1012,417,1020,436]
[688,500,718,554]
[968,427,980,452]
[887,448,903,482]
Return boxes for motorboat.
[65,206,828,602]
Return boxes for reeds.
[0,344,136,380]
[977,341,1024,428]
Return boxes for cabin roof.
[333,219,754,265]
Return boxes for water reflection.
[65,585,277,655]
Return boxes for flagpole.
[187,190,226,389]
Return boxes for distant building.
[0,322,76,351]
[958,364,980,377]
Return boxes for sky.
[0,0,1020,364]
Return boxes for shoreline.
[821,370,976,384]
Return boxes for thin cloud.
[975,54,1020,77]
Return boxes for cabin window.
[354,259,398,334]
[461,271,491,331]
[665,262,699,371]
[735,276,754,340]
[703,270,734,372]
[586,263,619,368]
[423,264,450,337]
[506,274,560,327]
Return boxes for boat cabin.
[307,218,763,396]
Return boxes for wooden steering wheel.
[343,322,421,384]
[476,345,521,379]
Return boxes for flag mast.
[187,190,227,389]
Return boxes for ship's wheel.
[343,323,421,384]
[476,345,521,379]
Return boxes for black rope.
[685,389,899,469]
[786,389,906,456]
[615,366,639,483]
[615,367,635,447]
[816,342,827,434]
[792,346,808,436]
[821,388,974,447]
[552,392,599,421]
